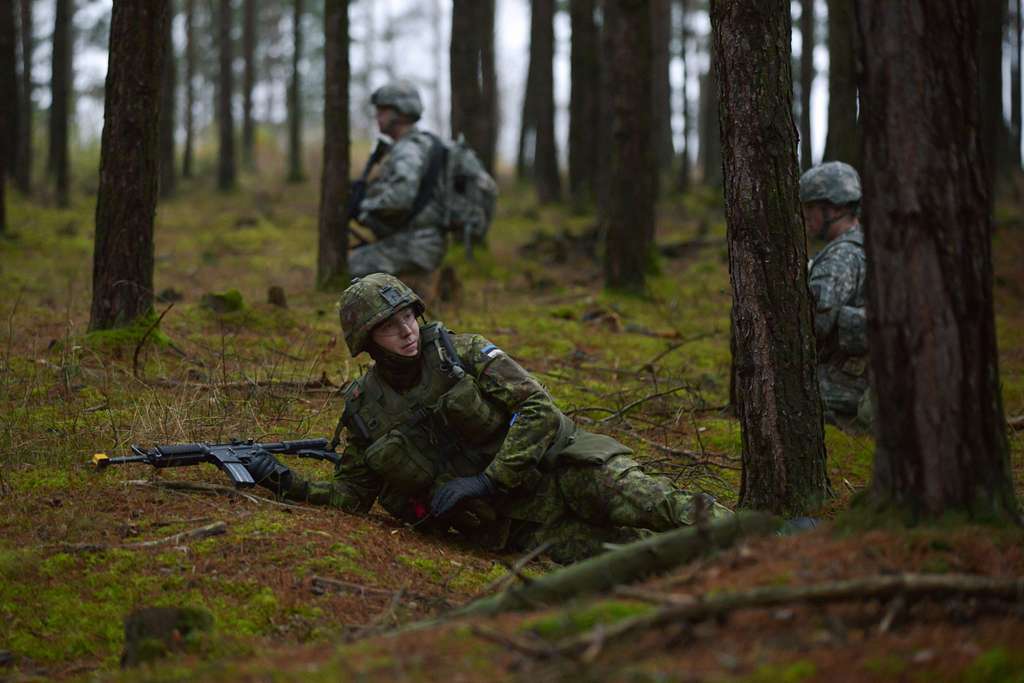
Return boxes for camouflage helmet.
[370,81,423,122]
[338,273,425,356]
[799,161,862,206]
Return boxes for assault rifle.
[91,438,338,488]
[347,136,393,246]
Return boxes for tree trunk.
[568,0,600,207]
[603,0,654,291]
[286,0,304,182]
[49,0,72,207]
[698,61,721,187]
[242,0,256,169]
[450,0,483,147]
[799,0,814,170]
[1014,0,1022,170]
[89,2,169,330]
[516,9,539,181]
[0,0,15,233]
[711,0,829,516]
[531,0,561,203]
[856,1,1018,521]
[651,0,674,180]
[978,0,1006,194]
[677,0,691,193]
[15,0,31,193]
[182,0,195,178]
[316,0,349,290]
[822,0,859,168]
[159,7,177,199]
[217,0,236,191]
[479,0,498,174]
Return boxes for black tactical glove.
[243,451,293,495]
[430,473,495,518]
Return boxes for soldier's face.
[802,203,825,241]
[371,306,421,357]
[375,107,400,136]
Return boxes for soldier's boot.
[557,455,732,533]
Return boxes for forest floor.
[0,165,1023,682]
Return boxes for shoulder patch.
[480,343,504,360]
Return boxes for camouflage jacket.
[358,127,447,239]
[808,225,867,366]
[290,324,591,527]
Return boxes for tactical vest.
[340,323,509,521]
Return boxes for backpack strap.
[402,133,448,230]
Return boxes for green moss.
[729,660,817,683]
[396,554,445,581]
[84,310,171,350]
[524,599,653,641]
[962,647,1024,683]
[863,654,907,677]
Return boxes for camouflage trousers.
[349,227,446,278]
[818,362,869,417]
[511,455,733,564]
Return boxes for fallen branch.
[133,303,174,380]
[468,541,554,602]
[452,512,779,618]
[124,479,315,511]
[469,624,556,659]
[553,573,1024,657]
[311,575,438,605]
[143,372,339,393]
[54,521,227,553]
[599,384,692,424]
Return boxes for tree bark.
[568,0,600,207]
[978,0,1006,193]
[89,1,169,331]
[677,0,691,193]
[316,0,349,290]
[531,0,561,203]
[217,0,236,191]
[159,7,177,199]
[450,0,483,147]
[1014,0,1022,170]
[651,0,674,180]
[711,0,829,516]
[286,0,304,182]
[603,0,654,291]
[49,0,72,207]
[182,0,195,178]
[517,7,539,181]
[822,0,859,168]
[0,0,15,233]
[856,1,1019,521]
[15,0,31,193]
[242,0,256,169]
[479,0,498,174]
[799,0,814,170]
[698,60,721,188]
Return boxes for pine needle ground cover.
[0,176,1021,681]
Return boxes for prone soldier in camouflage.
[799,161,869,420]
[243,273,731,564]
[349,82,448,279]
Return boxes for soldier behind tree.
[799,161,869,423]
[349,81,448,284]
[243,273,732,564]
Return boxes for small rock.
[121,606,213,668]
[267,285,288,308]
[200,289,244,314]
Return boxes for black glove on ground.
[244,451,293,495]
[430,473,495,518]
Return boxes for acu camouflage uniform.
[284,275,730,564]
[801,162,869,417]
[350,82,447,278]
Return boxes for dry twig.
[124,479,315,511]
[54,521,227,553]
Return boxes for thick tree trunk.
[677,0,691,193]
[978,0,1006,194]
[89,2,169,330]
[286,0,304,182]
[651,0,674,182]
[242,0,256,169]
[568,0,600,207]
[799,0,814,170]
[49,0,72,207]
[1014,0,1022,170]
[479,0,498,174]
[516,14,539,181]
[217,0,236,191]
[0,0,15,233]
[856,1,1018,521]
[182,0,195,178]
[316,0,349,290]
[159,8,177,199]
[712,0,829,516]
[604,0,654,291]
[531,0,561,203]
[822,0,859,168]
[15,0,31,193]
